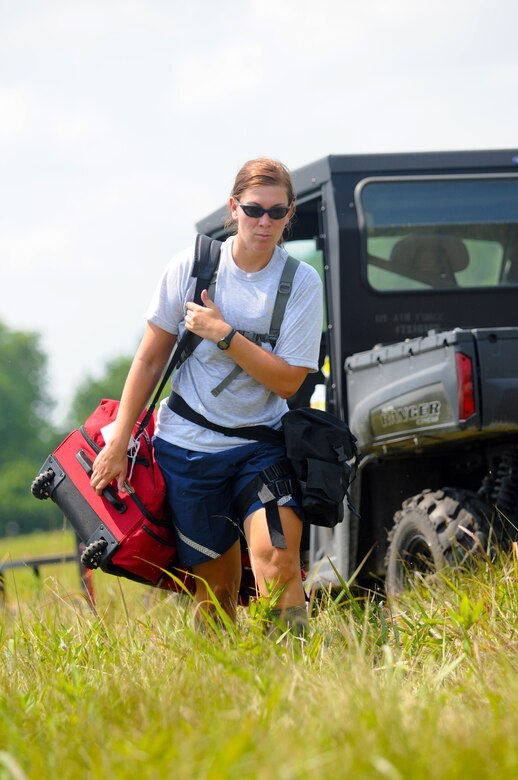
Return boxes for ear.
[229,196,239,222]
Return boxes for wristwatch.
[217,328,237,350]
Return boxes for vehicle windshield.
[357,176,518,291]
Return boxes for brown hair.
[225,157,296,239]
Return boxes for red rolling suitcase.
[31,235,222,591]
[31,401,183,589]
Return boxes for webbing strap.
[211,364,242,397]
[167,392,284,445]
[258,483,288,549]
[268,255,299,344]
[234,459,296,549]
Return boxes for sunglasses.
[235,199,291,220]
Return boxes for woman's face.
[230,184,293,257]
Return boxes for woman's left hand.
[184,290,229,343]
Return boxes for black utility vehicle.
[197,150,518,594]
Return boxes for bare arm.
[90,322,177,494]
[185,290,309,398]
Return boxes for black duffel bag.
[282,407,360,528]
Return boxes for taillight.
[456,352,475,420]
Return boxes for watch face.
[217,338,229,350]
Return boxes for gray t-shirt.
[146,236,323,452]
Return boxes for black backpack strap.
[136,235,221,437]
[182,235,221,358]
[167,392,283,446]
[192,233,221,285]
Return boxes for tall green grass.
[1,531,518,779]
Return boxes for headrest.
[390,234,469,277]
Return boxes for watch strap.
[218,327,237,349]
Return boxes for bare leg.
[244,506,307,635]
[191,538,242,627]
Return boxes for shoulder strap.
[168,392,283,445]
[186,235,221,353]
[192,234,222,293]
[136,234,222,437]
[267,255,299,346]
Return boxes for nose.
[258,211,273,226]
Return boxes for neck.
[232,236,276,272]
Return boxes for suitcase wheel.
[31,469,55,500]
[81,538,109,570]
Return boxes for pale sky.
[2,0,517,425]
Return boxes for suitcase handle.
[76,450,127,514]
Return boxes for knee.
[195,571,240,610]
[252,544,300,587]
[198,575,240,604]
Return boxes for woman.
[91,158,323,633]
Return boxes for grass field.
[1,529,518,779]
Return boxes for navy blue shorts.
[153,437,300,567]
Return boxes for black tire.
[80,538,108,570]
[31,469,55,500]
[385,488,492,596]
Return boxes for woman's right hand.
[88,322,177,497]
[90,443,129,495]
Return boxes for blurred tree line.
[0,319,132,537]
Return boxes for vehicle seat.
[502,252,518,284]
[389,234,469,287]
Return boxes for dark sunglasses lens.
[242,204,264,218]
[268,206,290,219]
[241,203,289,219]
